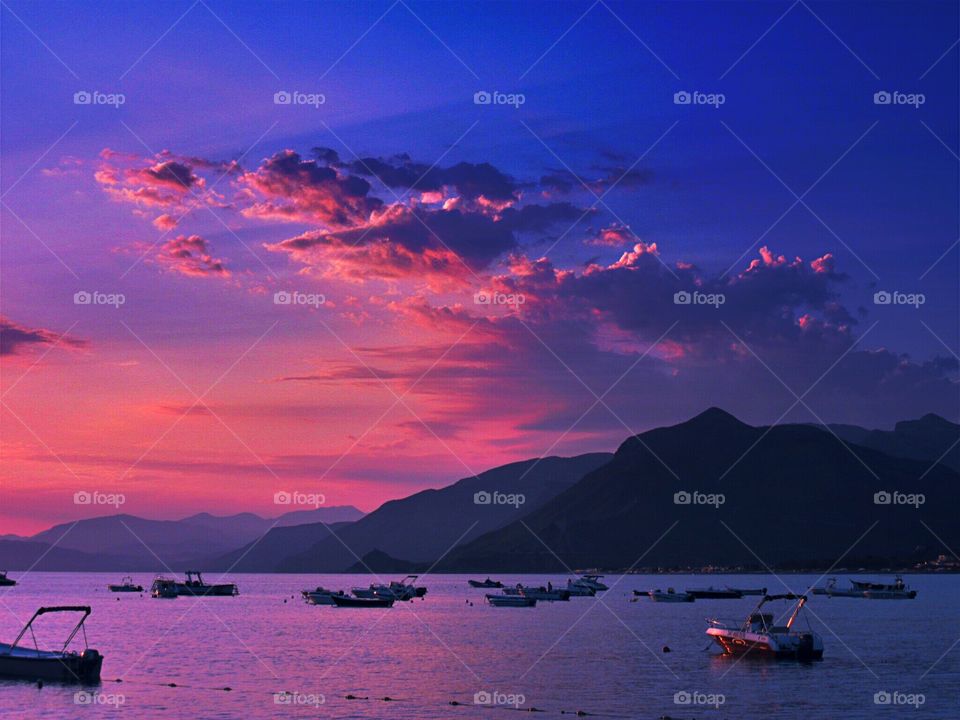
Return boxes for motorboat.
[501,585,523,596]
[571,574,609,592]
[107,576,143,593]
[518,585,570,601]
[0,606,103,681]
[388,575,427,599]
[648,588,695,603]
[811,578,836,595]
[816,578,863,598]
[331,594,394,608]
[687,587,743,599]
[150,577,178,599]
[851,576,915,595]
[301,587,347,605]
[565,579,596,597]
[0,572,16,587]
[468,578,503,589]
[152,571,238,597]
[726,586,767,596]
[706,594,823,660]
[864,589,917,599]
[486,594,536,607]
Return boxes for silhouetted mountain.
[205,520,355,571]
[276,453,613,572]
[0,540,132,571]
[440,408,960,571]
[344,550,424,574]
[827,414,959,471]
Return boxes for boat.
[727,586,767,596]
[811,577,836,595]
[152,571,238,597]
[687,587,743,599]
[0,572,16,587]
[150,577,178,599]
[564,580,596,597]
[851,576,915,595]
[107,576,143,593]
[571,574,608,592]
[648,588,695,603]
[518,585,570,601]
[388,575,427,599]
[301,587,347,605]
[863,589,917,599]
[706,594,823,660]
[818,578,863,598]
[468,578,503,589]
[331,594,394,608]
[0,606,103,681]
[486,594,537,607]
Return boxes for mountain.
[440,408,960,571]
[204,520,355,571]
[275,453,613,572]
[827,414,959,472]
[0,540,133,571]
[23,506,364,570]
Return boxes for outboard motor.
[79,649,103,681]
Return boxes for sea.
[0,573,956,718]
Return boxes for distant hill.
[440,408,960,571]
[276,453,613,572]
[0,540,132,571]
[827,414,959,472]
[205,520,355,571]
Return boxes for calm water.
[0,573,957,718]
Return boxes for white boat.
[150,577,178,599]
[0,606,103,681]
[518,585,570,601]
[565,579,596,597]
[486,594,536,607]
[571,574,608,592]
[353,576,426,602]
[852,576,916,598]
[706,594,823,660]
[107,576,143,593]
[648,588,694,603]
[301,587,347,605]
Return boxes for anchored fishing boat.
[518,585,571,601]
[648,588,695,603]
[331,594,394,608]
[706,594,823,660]
[571,574,608,592]
[486,594,537,607]
[565,579,596,597]
[150,577,178,599]
[687,587,743,599]
[352,576,426,602]
[107,576,143,593]
[301,587,347,605]
[0,606,103,681]
[0,572,16,587]
[468,578,503,589]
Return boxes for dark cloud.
[0,317,85,356]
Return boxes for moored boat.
[301,587,347,605]
[727,586,766,596]
[468,578,503,589]
[518,585,570,601]
[648,588,695,602]
[331,594,394,608]
[107,576,143,593]
[0,606,103,681]
[486,594,536,607]
[706,594,823,660]
[0,572,16,587]
[565,579,596,597]
[571,574,608,592]
[150,577,178,599]
[175,571,238,597]
[687,587,743,599]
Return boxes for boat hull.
[331,595,394,608]
[0,647,103,682]
[468,580,503,589]
[863,590,917,599]
[706,630,823,660]
[486,595,536,607]
[688,589,742,599]
[107,585,142,593]
[174,583,238,597]
[648,592,694,602]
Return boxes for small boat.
[468,578,503,589]
[518,585,570,601]
[727,586,767,596]
[152,571,237,597]
[706,594,823,660]
[811,577,836,595]
[107,576,143,593]
[486,594,537,607]
[0,606,103,681]
[150,577,178,599]
[851,575,915,596]
[331,594,394,608]
[687,587,743,599]
[565,580,596,597]
[863,589,917,599]
[388,575,427,599]
[571,574,608,592]
[301,587,347,605]
[0,572,16,587]
[648,588,695,603]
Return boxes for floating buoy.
[223,687,232,692]
[167,683,177,687]
[36,680,43,690]
[449,700,462,706]
[381,696,394,701]
[662,645,671,653]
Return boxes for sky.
[1,0,958,534]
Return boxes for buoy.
[168,683,177,687]
[223,687,232,692]
[449,700,462,706]
[662,645,671,653]
[36,680,43,689]
[381,696,394,701]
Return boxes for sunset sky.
[1,1,957,534]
